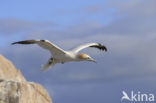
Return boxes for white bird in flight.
[12,40,107,71]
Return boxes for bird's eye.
[87,57,90,59]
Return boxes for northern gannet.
[12,40,107,71]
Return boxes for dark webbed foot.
[48,58,54,64]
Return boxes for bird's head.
[77,53,97,63]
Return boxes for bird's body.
[12,40,107,71]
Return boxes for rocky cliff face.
[0,55,52,103]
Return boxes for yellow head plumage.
[77,53,90,59]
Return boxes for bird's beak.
[89,58,97,63]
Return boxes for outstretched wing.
[72,43,107,53]
[12,40,66,56]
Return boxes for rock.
[0,55,52,103]
[0,55,26,81]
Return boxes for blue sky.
[0,0,156,103]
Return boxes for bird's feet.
[49,58,54,64]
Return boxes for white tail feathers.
[41,58,56,72]
[41,63,54,72]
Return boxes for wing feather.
[12,40,66,56]
[72,43,107,53]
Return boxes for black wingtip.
[11,40,36,45]
[98,43,107,52]
[40,40,46,42]
[103,46,107,52]
[90,43,107,52]
[11,42,17,45]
